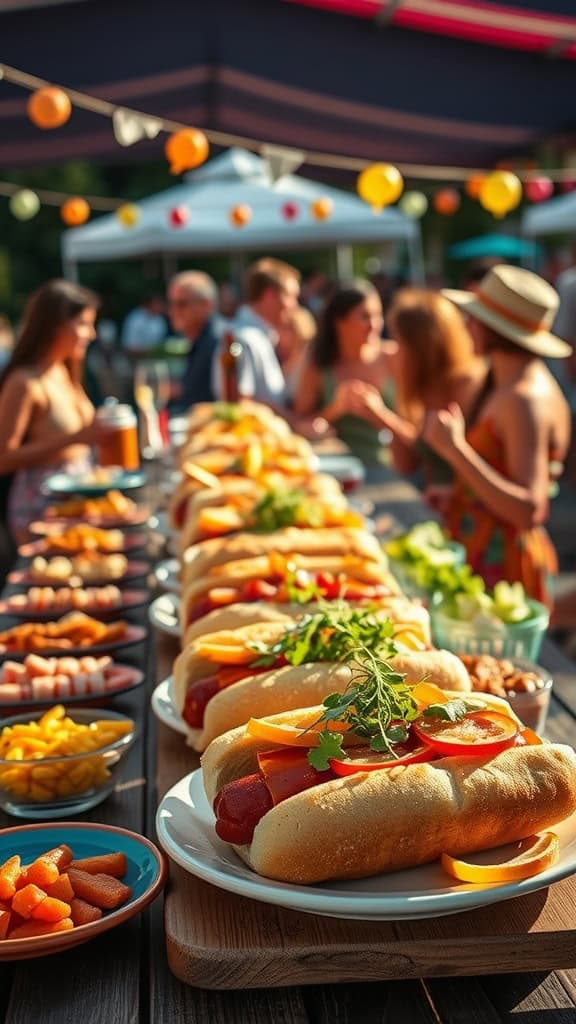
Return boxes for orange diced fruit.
[9,917,74,939]
[69,853,127,878]
[31,896,71,923]
[46,873,75,902]
[25,856,59,888]
[14,868,29,890]
[70,897,103,925]
[0,856,22,901]
[68,868,132,909]
[0,910,10,940]
[11,884,47,920]
[41,845,73,871]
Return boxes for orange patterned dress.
[444,419,557,608]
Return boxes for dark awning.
[0,0,575,170]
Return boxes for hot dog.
[178,485,360,551]
[182,596,431,647]
[174,606,470,749]
[181,527,388,584]
[202,699,576,884]
[181,549,397,627]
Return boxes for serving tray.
[155,673,576,990]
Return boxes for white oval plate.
[157,769,576,921]
[148,594,180,638]
[154,558,180,594]
[151,676,187,736]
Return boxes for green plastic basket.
[430,598,549,661]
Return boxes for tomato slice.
[413,710,518,757]
[330,742,435,776]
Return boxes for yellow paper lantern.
[479,171,522,218]
[465,174,485,200]
[399,191,428,219]
[229,204,252,228]
[28,87,71,130]
[357,163,403,211]
[117,203,141,228]
[61,197,90,226]
[165,128,209,175]
[310,197,333,221]
[9,189,40,221]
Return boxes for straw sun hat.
[443,264,572,358]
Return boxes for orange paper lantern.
[230,204,252,228]
[61,197,90,226]
[434,188,460,216]
[310,197,333,221]
[28,87,72,130]
[465,175,485,200]
[165,129,209,175]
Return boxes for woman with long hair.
[327,288,487,488]
[423,265,571,607]
[293,280,397,472]
[0,279,112,538]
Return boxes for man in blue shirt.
[168,272,220,411]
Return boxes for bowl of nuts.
[458,654,553,734]
[0,705,135,819]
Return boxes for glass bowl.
[430,597,549,661]
[0,708,135,819]
[461,655,553,734]
[387,541,467,603]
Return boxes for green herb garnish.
[423,700,468,723]
[306,648,419,769]
[247,490,323,533]
[213,402,242,424]
[248,601,397,668]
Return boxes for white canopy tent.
[522,192,576,237]
[61,148,424,282]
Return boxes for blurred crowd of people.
[0,253,574,614]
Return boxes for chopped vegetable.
[442,832,559,883]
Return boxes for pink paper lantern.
[524,177,554,203]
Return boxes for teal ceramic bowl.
[0,822,166,960]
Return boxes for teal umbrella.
[448,235,542,261]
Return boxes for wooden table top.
[0,471,575,1023]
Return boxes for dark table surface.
[0,473,575,1024]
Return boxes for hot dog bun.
[202,706,576,884]
[181,527,388,584]
[175,647,471,751]
[179,480,350,551]
[182,597,431,647]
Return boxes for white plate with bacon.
[0,655,144,710]
[157,769,576,921]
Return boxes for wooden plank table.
[0,474,575,1023]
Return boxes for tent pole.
[230,253,246,291]
[407,233,425,285]
[335,245,354,280]
[162,253,178,283]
